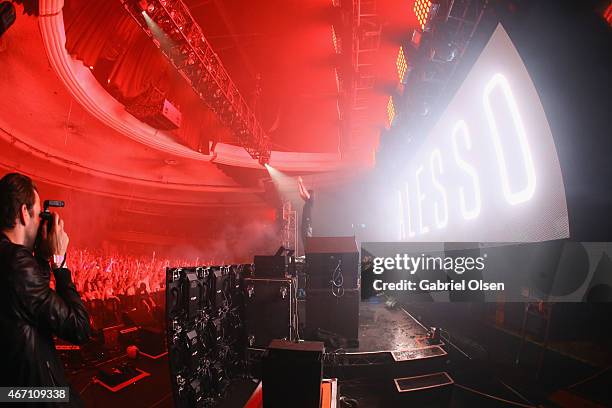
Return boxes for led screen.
[396,24,569,242]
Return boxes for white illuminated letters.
[393,24,568,241]
[451,120,481,220]
[483,73,536,205]
[415,166,429,234]
[430,149,449,228]
[397,189,405,240]
[403,185,416,238]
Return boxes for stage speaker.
[305,288,359,348]
[244,277,295,348]
[138,327,166,357]
[122,307,154,328]
[254,255,288,278]
[262,340,324,408]
[305,236,360,289]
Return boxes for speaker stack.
[305,236,360,348]
[262,340,325,408]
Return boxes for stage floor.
[347,298,431,353]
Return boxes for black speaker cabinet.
[244,277,295,348]
[305,288,359,347]
[262,340,324,408]
[138,327,166,357]
[254,255,287,278]
[306,236,360,289]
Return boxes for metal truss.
[344,0,382,149]
[121,0,271,164]
[281,201,297,255]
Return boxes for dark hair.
[0,173,38,230]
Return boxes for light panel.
[413,0,432,31]
[387,96,396,127]
[397,46,408,83]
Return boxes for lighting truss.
[121,0,271,164]
[345,0,382,147]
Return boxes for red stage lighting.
[604,1,612,27]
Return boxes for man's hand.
[298,176,310,201]
[37,212,69,261]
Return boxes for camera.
[40,200,65,232]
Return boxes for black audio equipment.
[166,264,249,407]
[121,307,154,328]
[254,255,287,278]
[55,338,83,368]
[305,288,359,348]
[254,246,297,278]
[118,326,139,349]
[305,236,360,289]
[138,327,166,357]
[102,324,122,350]
[262,340,324,408]
[244,277,295,348]
[304,237,360,347]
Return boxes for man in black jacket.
[0,173,90,404]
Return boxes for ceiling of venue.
[183,0,417,153]
[0,0,418,212]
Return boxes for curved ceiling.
[0,11,263,205]
[1,0,416,207]
[40,0,369,171]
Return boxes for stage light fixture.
[604,2,612,27]
[412,0,439,32]
[387,96,396,127]
[397,46,408,83]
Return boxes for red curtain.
[62,0,234,146]
[63,0,168,99]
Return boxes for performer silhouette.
[298,177,314,243]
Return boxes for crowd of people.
[57,248,203,329]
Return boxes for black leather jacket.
[0,233,91,404]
